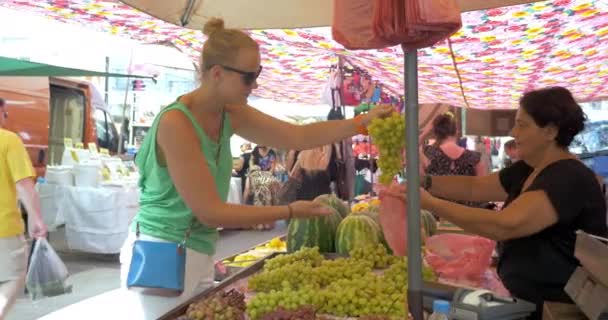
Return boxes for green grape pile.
[262,246,323,271]
[247,285,320,320]
[245,247,439,319]
[319,273,407,318]
[248,262,318,292]
[186,289,246,320]
[313,258,373,286]
[368,112,406,185]
[350,243,399,269]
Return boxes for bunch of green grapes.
[246,285,320,320]
[248,262,320,292]
[262,247,324,272]
[350,243,397,269]
[383,256,437,285]
[313,258,373,286]
[319,273,407,318]
[368,112,406,185]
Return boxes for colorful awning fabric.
[1,0,606,109]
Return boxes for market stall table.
[38,182,139,254]
[227,177,243,204]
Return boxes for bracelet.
[287,204,294,219]
[353,114,369,135]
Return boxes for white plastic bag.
[25,238,72,300]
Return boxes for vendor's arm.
[426,172,508,203]
[424,160,601,241]
[425,190,557,241]
[158,111,331,228]
[228,104,393,150]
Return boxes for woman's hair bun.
[203,17,225,36]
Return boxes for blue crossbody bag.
[126,221,194,297]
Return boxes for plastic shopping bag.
[424,233,495,281]
[378,182,408,256]
[26,238,72,300]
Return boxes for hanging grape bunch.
[368,111,406,185]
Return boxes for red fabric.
[333,0,462,50]
[332,0,391,50]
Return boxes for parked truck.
[0,76,120,177]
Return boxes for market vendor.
[119,18,393,319]
[398,87,607,319]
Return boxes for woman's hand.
[289,201,335,219]
[363,104,395,125]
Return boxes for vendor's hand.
[289,201,334,219]
[30,217,47,239]
[363,104,395,125]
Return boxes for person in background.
[421,112,486,208]
[401,87,607,319]
[232,142,252,195]
[119,17,394,319]
[503,139,519,168]
[251,145,276,172]
[0,98,47,320]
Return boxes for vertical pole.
[405,49,423,320]
[104,56,110,105]
[130,93,136,147]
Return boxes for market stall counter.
[37,181,139,254]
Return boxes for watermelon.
[287,209,342,253]
[421,210,438,237]
[352,210,394,254]
[314,194,349,218]
[356,210,379,224]
[335,215,383,255]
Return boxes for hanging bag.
[126,221,192,296]
[333,0,462,50]
[26,238,72,300]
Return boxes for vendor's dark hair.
[519,87,586,148]
[432,112,457,143]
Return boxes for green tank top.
[132,101,233,255]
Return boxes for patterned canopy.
[1,0,607,109]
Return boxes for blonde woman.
[119,18,393,318]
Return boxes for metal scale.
[422,283,536,320]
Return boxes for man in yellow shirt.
[0,98,47,319]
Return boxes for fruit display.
[367,112,406,185]
[185,289,246,320]
[335,214,383,255]
[314,194,350,219]
[222,237,287,268]
[245,244,437,319]
[287,209,342,253]
[178,243,437,320]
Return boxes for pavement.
[7,222,287,320]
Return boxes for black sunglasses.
[219,65,263,86]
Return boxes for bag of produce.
[378,182,409,256]
[424,233,494,281]
[26,238,72,300]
